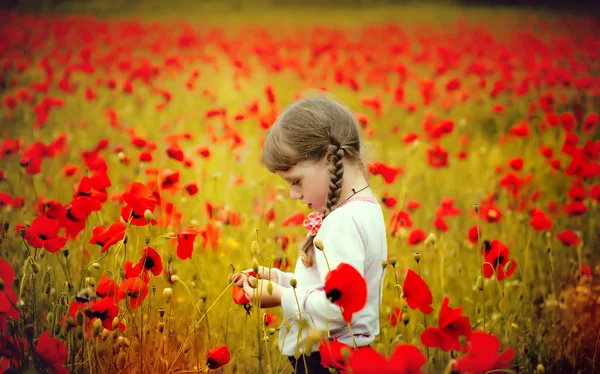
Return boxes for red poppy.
[324,263,367,323]
[90,297,126,331]
[407,228,426,245]
[468,225,481,244]
[282,211,305,226]
[582,112,598,133]
[0,335,27,369]
[177,226,202,260]
[122,182,158,214]
[433,216,448,232]
[382,191,397,208]
[319,336,352,372]
[0,138,20,158]
[539,145,553,159]
[368,161,403,185]
[427,143,449,168]
[160,170,180,191]
[565,201,587,216]
[35,331,68,374]
[406,200,421,211]
[206,345,231,369]
[402,269,433,314]
[436,197,461,217]
[0,258,19,330]
[96,274,118,298]
[185,182,198,196]
[508,121,530,137]
[62,164,78,177]
[386,306,402,327]
[90,221,126,252]
[390,209,413,236]
[482,240,517,280]
[529,208,552,231]
[454,332,514,373]
[196,145,211,158]
[232,284,251,305]
[166,143,184,161]
[348,344,426,374]
[508,157,523,171]
[421,297,471,351]
[16,216,66,253]
[403,132,419,144]
[117,277,149,308]
[556,230,581,247]
[581,265,592,279]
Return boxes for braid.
[299,143,345,267]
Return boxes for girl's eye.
[292,179,300,186]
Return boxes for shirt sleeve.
[271,268,295,288]
[280,210,366,332]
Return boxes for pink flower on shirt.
[303,211,323,236]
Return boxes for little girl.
[235,96,388,373]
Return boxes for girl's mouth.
[308,203,312,209]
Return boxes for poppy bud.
[117,152,126,162]
[92,262,101,270]
[424,233,436,246]
[123,235,128,244]
[19,227,26,237]
[314,238,324,251]
[93,319,103,338]
[163,287,173,303]
[66,316,75,330]
[199,291,207,302]
[504,261,513,274]
[268,328,276,335]
[76,327,84,341]
[145,236,150,245]
[402,312,411,325]
[117,336,131,348]
[536,364,545,374]
[76,311,84,326]
[63,249,69,258]
[267,282,273,295]
[476,276,484,291]
[167,254,173,263]
[43,282,51,295]
[252,258,259,274]
[290,279,297,288]
[158,322,165,333]
[143,210,152,224]
[3,221,8,232]
[86,277,96,288]
[170,275,180,283]
[390,258,397,267]
[381,261,387,269]
[251,240,260,256]
[413,252,421,263]
[84,306,93,318]
[472,204,479,214]
[117,350,127,370]
[158,308,165,318]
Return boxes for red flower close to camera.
[121,182,158,224]
[319,336,352,372]
[95,274,118,298]
[348,344,426,374]
[90,297,126,331]
[402,269,433,314]
[16,216,66,253]
[117,277,149,309]
[324,263,367,323]
[206,345,231,369]
[0,258,19,329]
[35,331,68,374]
[421,297,471,351]
[454,332,514,373]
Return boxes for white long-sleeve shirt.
[272,196,388,356]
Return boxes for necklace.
[337,184,370,207]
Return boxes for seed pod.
[145,236,150,245]
[92,262,102,270]
[158,308,165,318]
[167,254,173,263]
[157,322,165,333]
[93,319,103,338]
[536,364,545,374]
[86,277,96,288]
[290,279,297,288]
[267,282,273,295]
[472,204,479,214]
[476,276,484,291]
[65,316,75,330]
[402,312,411,326]
[381,261,387,269]
[314,238,324,251]
[76,311,84,326]
[163,288,173,303]
[413,252,421,263]
[19,227,26,237]
[390,258,397,267]
[252,258,259,274]
[268,328,276,335]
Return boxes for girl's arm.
[270,268,295,288]
[279,214,367,332]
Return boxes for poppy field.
[0,3,599,373]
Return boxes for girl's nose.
[289,189,302,200]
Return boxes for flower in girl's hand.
[324,263,367,323]
[303,211,323,236]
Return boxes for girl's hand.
[231,266,279,287]
[242,276,285,309]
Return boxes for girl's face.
[276,157,330,211]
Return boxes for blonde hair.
[263,95,365,267]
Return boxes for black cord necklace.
[337,184,370,206]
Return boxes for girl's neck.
[336,161,372,206]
